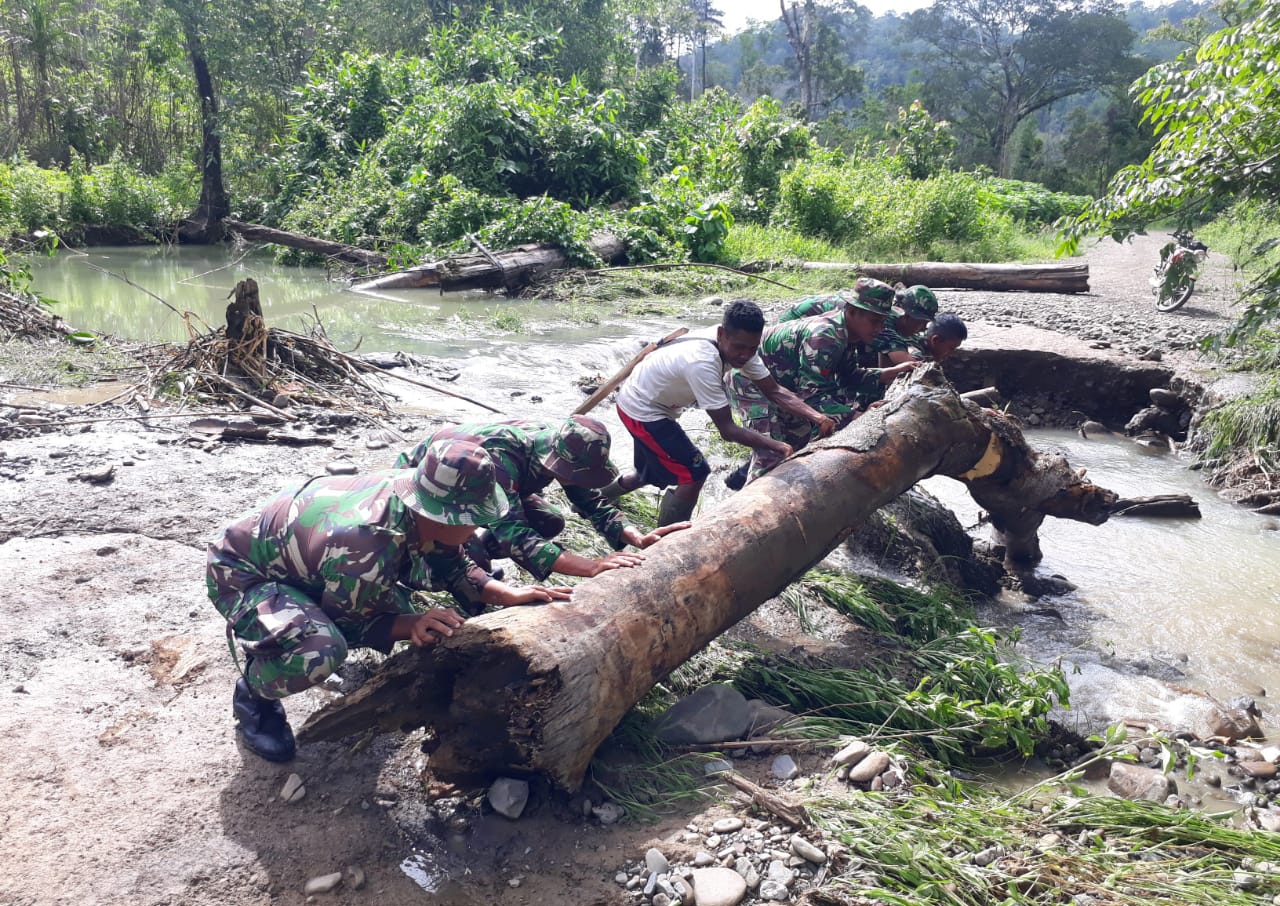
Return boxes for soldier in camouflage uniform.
[396,416,686,580]
[876,285,940,365]
[913,312,968,363]
[726,278,920,484]
[206,439,571,763]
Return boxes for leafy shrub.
[733,97,814,221]
[978,178,1091,226]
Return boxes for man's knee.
[246,628,348,699]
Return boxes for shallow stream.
[29,246,1280,736]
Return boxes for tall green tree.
[905,0,1140,175]
[779,0,866,121]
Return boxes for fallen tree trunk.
[352,232,627,293]
[223,219,388,268]
[298,366,1116,790]
[745,261,1090,293]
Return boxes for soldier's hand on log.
[408,609,466,647]
[813,414,836,438]
[493,584,574,606]
[767,439,794,459]
[629,523,691,548]
[591,551,646,575]
[880,360,920,383]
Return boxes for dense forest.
[0,0,1226,266]
[1,0,1277,342]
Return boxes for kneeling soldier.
[396,416,686,580]
[206,439,569,763]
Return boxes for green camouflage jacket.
[758,310,886,405]
[396,420,628,579]
[206,471,489,647]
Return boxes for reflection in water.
[924,430,1280,733]
[27,246,653,356]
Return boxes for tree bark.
[223,219,388,268]
[1109,494,1201,518]
[167,1,229,243]
[742,260,1090,293]
[351,232,626,294]
[298,367,1116,791]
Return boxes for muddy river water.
[28,246,1280,737]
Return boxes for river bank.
[1,237,1278,906]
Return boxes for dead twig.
[717,771,811,828]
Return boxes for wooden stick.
[573,327,689,416]
[11,410,268,427]
[671,738,812,752]
[718,771,811,828]
[204,373,298,422]
[324,347,502,414]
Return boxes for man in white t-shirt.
[610,300,837,525]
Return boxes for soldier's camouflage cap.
[850,277,897,316]
[893,284,939,320]
[393,438,510,525]
[532,415,619,489]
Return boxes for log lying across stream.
[767,261,1091,293]
[299,367,1117,790]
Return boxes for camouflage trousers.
[725,372,857,480]
[211,574,350,701]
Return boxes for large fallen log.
[298,366,1116,790]
[223,219,388,268]
[352,232,627,293]
[745,260,1090,293]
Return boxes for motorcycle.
[1150,229,1208,312]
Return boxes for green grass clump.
[1200,376,1280,467]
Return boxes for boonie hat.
[850,277,896,316]
[393,439,509,525]
[533,415,619,489]
[893,284,939,320]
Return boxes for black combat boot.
[232,677,297,763]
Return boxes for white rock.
[832,739,870,766]
[694,851,716,867]
[771,755,800,780]
[789,835,826,864]
[766,860,793,884]
[508,877,522,888]
[615,872,629,884]
[712,817,744,834]
[847,751,891,784]
[645,847,670,875]
[704,758,734,776]
[706,834,722,849]
[280,773,306,804]
[487,778,530,819]
[759,879,791,901]
[303,872,343,895]
[691,866,748,906]
[673,876,695,904]
[593,801,625,825]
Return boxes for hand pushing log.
[299,365,1117,790]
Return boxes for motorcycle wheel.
[1156,277,1195,312]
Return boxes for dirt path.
[0,236,1245,906]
